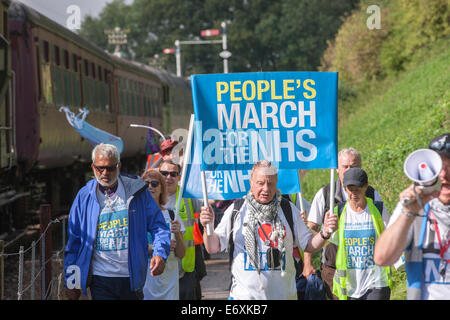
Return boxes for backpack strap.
[373,201,383,218]
[168,209,175,221]
[280,197,295,243]
[365,186,375,200]
[228,198,245,270]
[337,202,346,218]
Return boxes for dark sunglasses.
[430,140,450,152]
[149,180,160,188]
[93,163,118,173]
[160,170,179,177]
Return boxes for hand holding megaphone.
[401,149,442,209]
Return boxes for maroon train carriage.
[0,1,192,235]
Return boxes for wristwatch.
[320,230,331,240]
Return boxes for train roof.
[7,1,189,88]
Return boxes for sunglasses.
[93,163,119,173]
[430,140,450,152]
[149,180,160,188]
[160,170,179,177]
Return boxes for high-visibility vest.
[146,153,161,170]
[332,198,392,300]
[193,212,204,245]
[176,187,196,272]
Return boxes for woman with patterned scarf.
[200,160,338,300]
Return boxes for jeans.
[90,275,144,300]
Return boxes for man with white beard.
[64,143,171,300]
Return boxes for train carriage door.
[0,17,13,169]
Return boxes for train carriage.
[0,0,193,235]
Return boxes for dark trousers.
[90,275,143,300]
[348,287,391,300]
[179,271,198,300]
[321,264,339,300]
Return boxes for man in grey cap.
[375,133,450,300]
[329,167,391,300]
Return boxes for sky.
[16,0,134,30]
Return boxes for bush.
[321,0,450,86]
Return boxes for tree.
[79,0,359,75]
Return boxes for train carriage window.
[40,40,53,104]
[52,45,64,105]
[64,50,69,69]
[84,59,89,77]
[42,41,49,63]
[91,62,96,79]
[72,54,78,72]
[53,46,60,66]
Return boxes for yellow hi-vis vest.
[176,187,196,272]
[332,198,392,300]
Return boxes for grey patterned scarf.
[244,189,286,274]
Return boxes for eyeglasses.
[430,140,450,153]
[149,180,160,188]
[160,170,179,177]
[93,163,118,173]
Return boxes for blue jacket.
[64,173,170,295]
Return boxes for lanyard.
[429,211,450,261]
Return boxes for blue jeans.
[90,275,144,300]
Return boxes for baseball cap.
[429,133,450,158]
[343,168,368,187]
[160,139,178,155]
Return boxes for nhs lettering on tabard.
[424,258,450,284]
[191,72,338,171]
[243,251,287,272]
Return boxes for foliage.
[321,0,450,86]
[78,0,358,75]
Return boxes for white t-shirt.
[388,199,450,300]
[91,179,130,277]
[142,210,185,300]
[330,203,390,298]
[143,209,185,300]
[215,200,312,300]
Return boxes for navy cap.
[343,168,368,187]
[429,133,450,158]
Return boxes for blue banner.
[182,121,301,200]
[191,72,338,171]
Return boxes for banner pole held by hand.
[329,169,335,234]
[201,171,213,235]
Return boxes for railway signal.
[200,29,220,37]
[163,48,175,54]
[104,27,130,57]
[173,22,230,77]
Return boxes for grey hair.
[92,143,120,163]
[338,147,361,167]
[251,160,277,177]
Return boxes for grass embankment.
[301,38,450,299]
